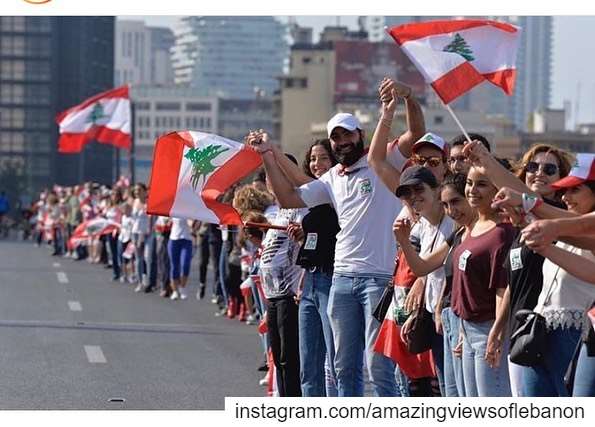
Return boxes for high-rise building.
[171,16,288,99]
[115,20,175,86]
[359,16,553,131]
[0,16,115,198]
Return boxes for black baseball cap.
[395,165,438,198]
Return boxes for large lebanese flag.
[147,131,262,225]
[373,289,436,380]
[388,20,520,104]
[56,86,131,153]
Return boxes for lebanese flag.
[373,289,436,379]
[56,86,131,153]
[388,19,521,104]
[67,218,120,250]
[147,131,262,225]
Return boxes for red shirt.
[451,223,515,322]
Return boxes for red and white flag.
[147,131,262,225]
[388,20,521,104]
[56,86,131,153]
[67,218,120,250]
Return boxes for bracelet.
[380,117,393,128]
[521,193,542,214]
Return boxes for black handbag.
[372,257,399,323]
[509,309,548,366]
[509,265,561,367]
[404,304,434,354]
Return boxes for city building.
[275,25,426,158]
[115,19,175,86]
[0,16,115,199]
[219,97,274,144]
[171,16,288,99]
[129,85,219,183]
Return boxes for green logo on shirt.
[359,178,372,195]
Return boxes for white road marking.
[84,346,107,364]
[68,301,82,312]
[52,262,61,268]
[56,272,69,283]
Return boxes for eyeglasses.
[412,155,443,168]
[398,184,426,200]
[524,161,558,176]
[448,155,468,164]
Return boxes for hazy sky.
[129,15,595,127]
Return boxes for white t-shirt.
[119,215,133,243]
[535,242,595,330]
[412,215,456,313]
[170,217,192,241]
[260,207,307,299]
[297,146,406,276]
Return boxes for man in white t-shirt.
[248,79,424,396]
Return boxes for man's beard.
[333,139,365,167]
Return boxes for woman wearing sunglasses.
[462,141,576,395]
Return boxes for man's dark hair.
[450,133,491,152]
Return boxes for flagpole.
[442,101,474,145]
[129,98,136,185]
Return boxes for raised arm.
[395,84,425,159]
[246,132,306,209]
[531,244,595,285]
[521,212,595,248]
[463,141,534,195]
[267,140,314,187]
[367,81,401,193]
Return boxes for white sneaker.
[246,314,257,325]
[179,288,187,300]
[210,296,218,304]
[134,283,143,293]
[170,290,180,300]
[258,377,269,386]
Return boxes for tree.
[443,33,475,62]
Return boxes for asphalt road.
[0,239,265,409]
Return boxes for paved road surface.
[0,239,264,409]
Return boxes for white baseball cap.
[327,113,361,138]
[412,132,449,156]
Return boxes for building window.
[299,78,307,88]
[155,102,181,111]
[302,57,311,64]
[434,116,444,125]
[285,78,294,88]
[135,102,150,111]
[186,102,211,112]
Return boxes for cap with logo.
[551,153,595,189]
[412,132,449,156]
[327,113,362,138]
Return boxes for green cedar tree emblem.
[184,144,229,190]
[443,33,475,62]
[87,103,107,124]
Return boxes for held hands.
[378,78,412,118]
[462,140,490,172]
[245,129,274,155]
[286,222,305,244]
[521,219,557,250]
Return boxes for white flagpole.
[442,101,474,145]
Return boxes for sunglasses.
[412,155,443,168]
[524,161,558,176]
[398,183,427,200]
[448,155,468,164]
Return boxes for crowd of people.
[20,76,595,398]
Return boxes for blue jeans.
[522,326,582,396]
[442,307,465,397]
[218,239,231,307]
[431,312,445,396]
[461,319,511,396]
[328,273,398,397]
[573,341,595,396]
[299,269,337,397]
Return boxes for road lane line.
[68,301,82,312]
[52,262,61,268]
[56,272,69,283]
[84,346,107,364]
